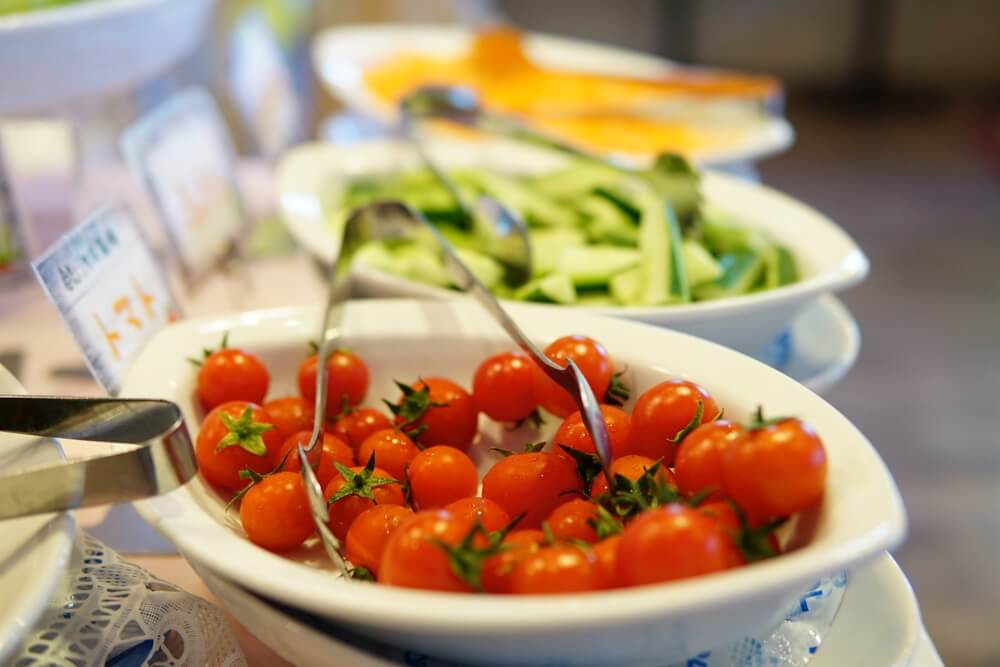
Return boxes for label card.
[32,205,180,395]
[121,87,246,283]
[227,7,304,158]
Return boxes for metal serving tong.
[0,396,195,520]
[297,200,614,575]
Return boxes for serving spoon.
[297,200,614,575]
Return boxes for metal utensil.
[396,99,533,287]
[298,200,613,574]
[0,396,195,520]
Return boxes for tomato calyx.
[666,397,704,445]
[726,499,786,563]
[491,441,547,458]
[557,444,603,494]
[215,406,274,456]
[508,408,545,431]
[327,453,399,505]
[604,369,631,407]
[596,459,683,521]
[385,379,448,437]
[587,505,623,539]
[225,448,293,511]
[430,521,505,592]
[187,331,230,367]
[747,406,793,431]
[348,566,376,582]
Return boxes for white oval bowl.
[276,137,869,354]
[125,300,904,666]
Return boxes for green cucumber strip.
[610,267,642,305]
[515,273,577,304]
[764,245,799,289]
[556,245,640,288]
[692,251,766,301]
[454,248,504,289]
[682,240,723,286]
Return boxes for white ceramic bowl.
[276,138,869,354]
[124,299,904,666]
[311,23,794,166]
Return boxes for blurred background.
[2,1,998,665]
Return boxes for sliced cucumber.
[579,194,639,246]
[764,244,798,289]
[391,243,452,288]
[699,204,768,255]
[515,273,577,304]
[532,162,618,200]
[643,153,700,221]
[556,245,641,288]
[529,227,588,276]
[692,251,766,300]
[610,267,642,305]
[631,182,690,305]
[576,293,617,307]
[455,248,504,289]
[682,240,723,286]
[464,170,577,227]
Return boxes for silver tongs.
[296,200,614,576]
[0,396,196,520]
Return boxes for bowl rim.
[275,138,869,324]
[127,300,905,632]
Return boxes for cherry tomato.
[445,497,512,533]
[240,472,313,552]
[473,352,539,422]
[407,446,478,510]
[481,452,583,529]
[531,336,612,418]
[698,500,781,566]
[721,419,826,519]
[590,455,676,498]
[674,420,746,501]
[379,510,476,592]
[627,380,719,464]
[395,378,478,451]
[616,504,734,586]
[298,349,369,415]
[323,464,405,541]
[262,396,316,444]
[511,545,605,594]
[332,407,393,455]
[481,529,546,594]
[552,405,632,461]
[345,504,414,576]
[196,347,269,412]
[547,499,601,544]
[357,428,420,481]
[276,430,354,488]
[196,401,282,491]
[593,534,623,588]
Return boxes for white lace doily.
[11,532,247,667]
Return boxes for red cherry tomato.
[593,534,623,588]
[481,452,583,529]
[445,497,512,533]
[332,408,393,455]
[195,401,282,492]
[395,378,478,451]
[262,396,315,444]
[323,464,405,541]
[674,420,746,501]
[276,430,354,489]
[721,419,827,519]
[407,446,478,510]
[616,505,734,587]
[378,510,476,593]
[546,499,602,544]
[298,350,369,416]
[531,336,612,418]
[627,380,719,464]
[196,347,269,412]
[511,545,605,594]
[481,529,546,594]
[590,455,676,499]
[472,352,539,422]
[357,428,420,481]
[346,504,414,576]
[240,472,313,552]
[552,405,632,461]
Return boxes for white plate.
[276,138,869,354]
[0,0,214,114]
[126,300,904,666]
[194,553,921,667]
[756,295,860,395]
[0,365,76,663]
[312,23,794,167]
